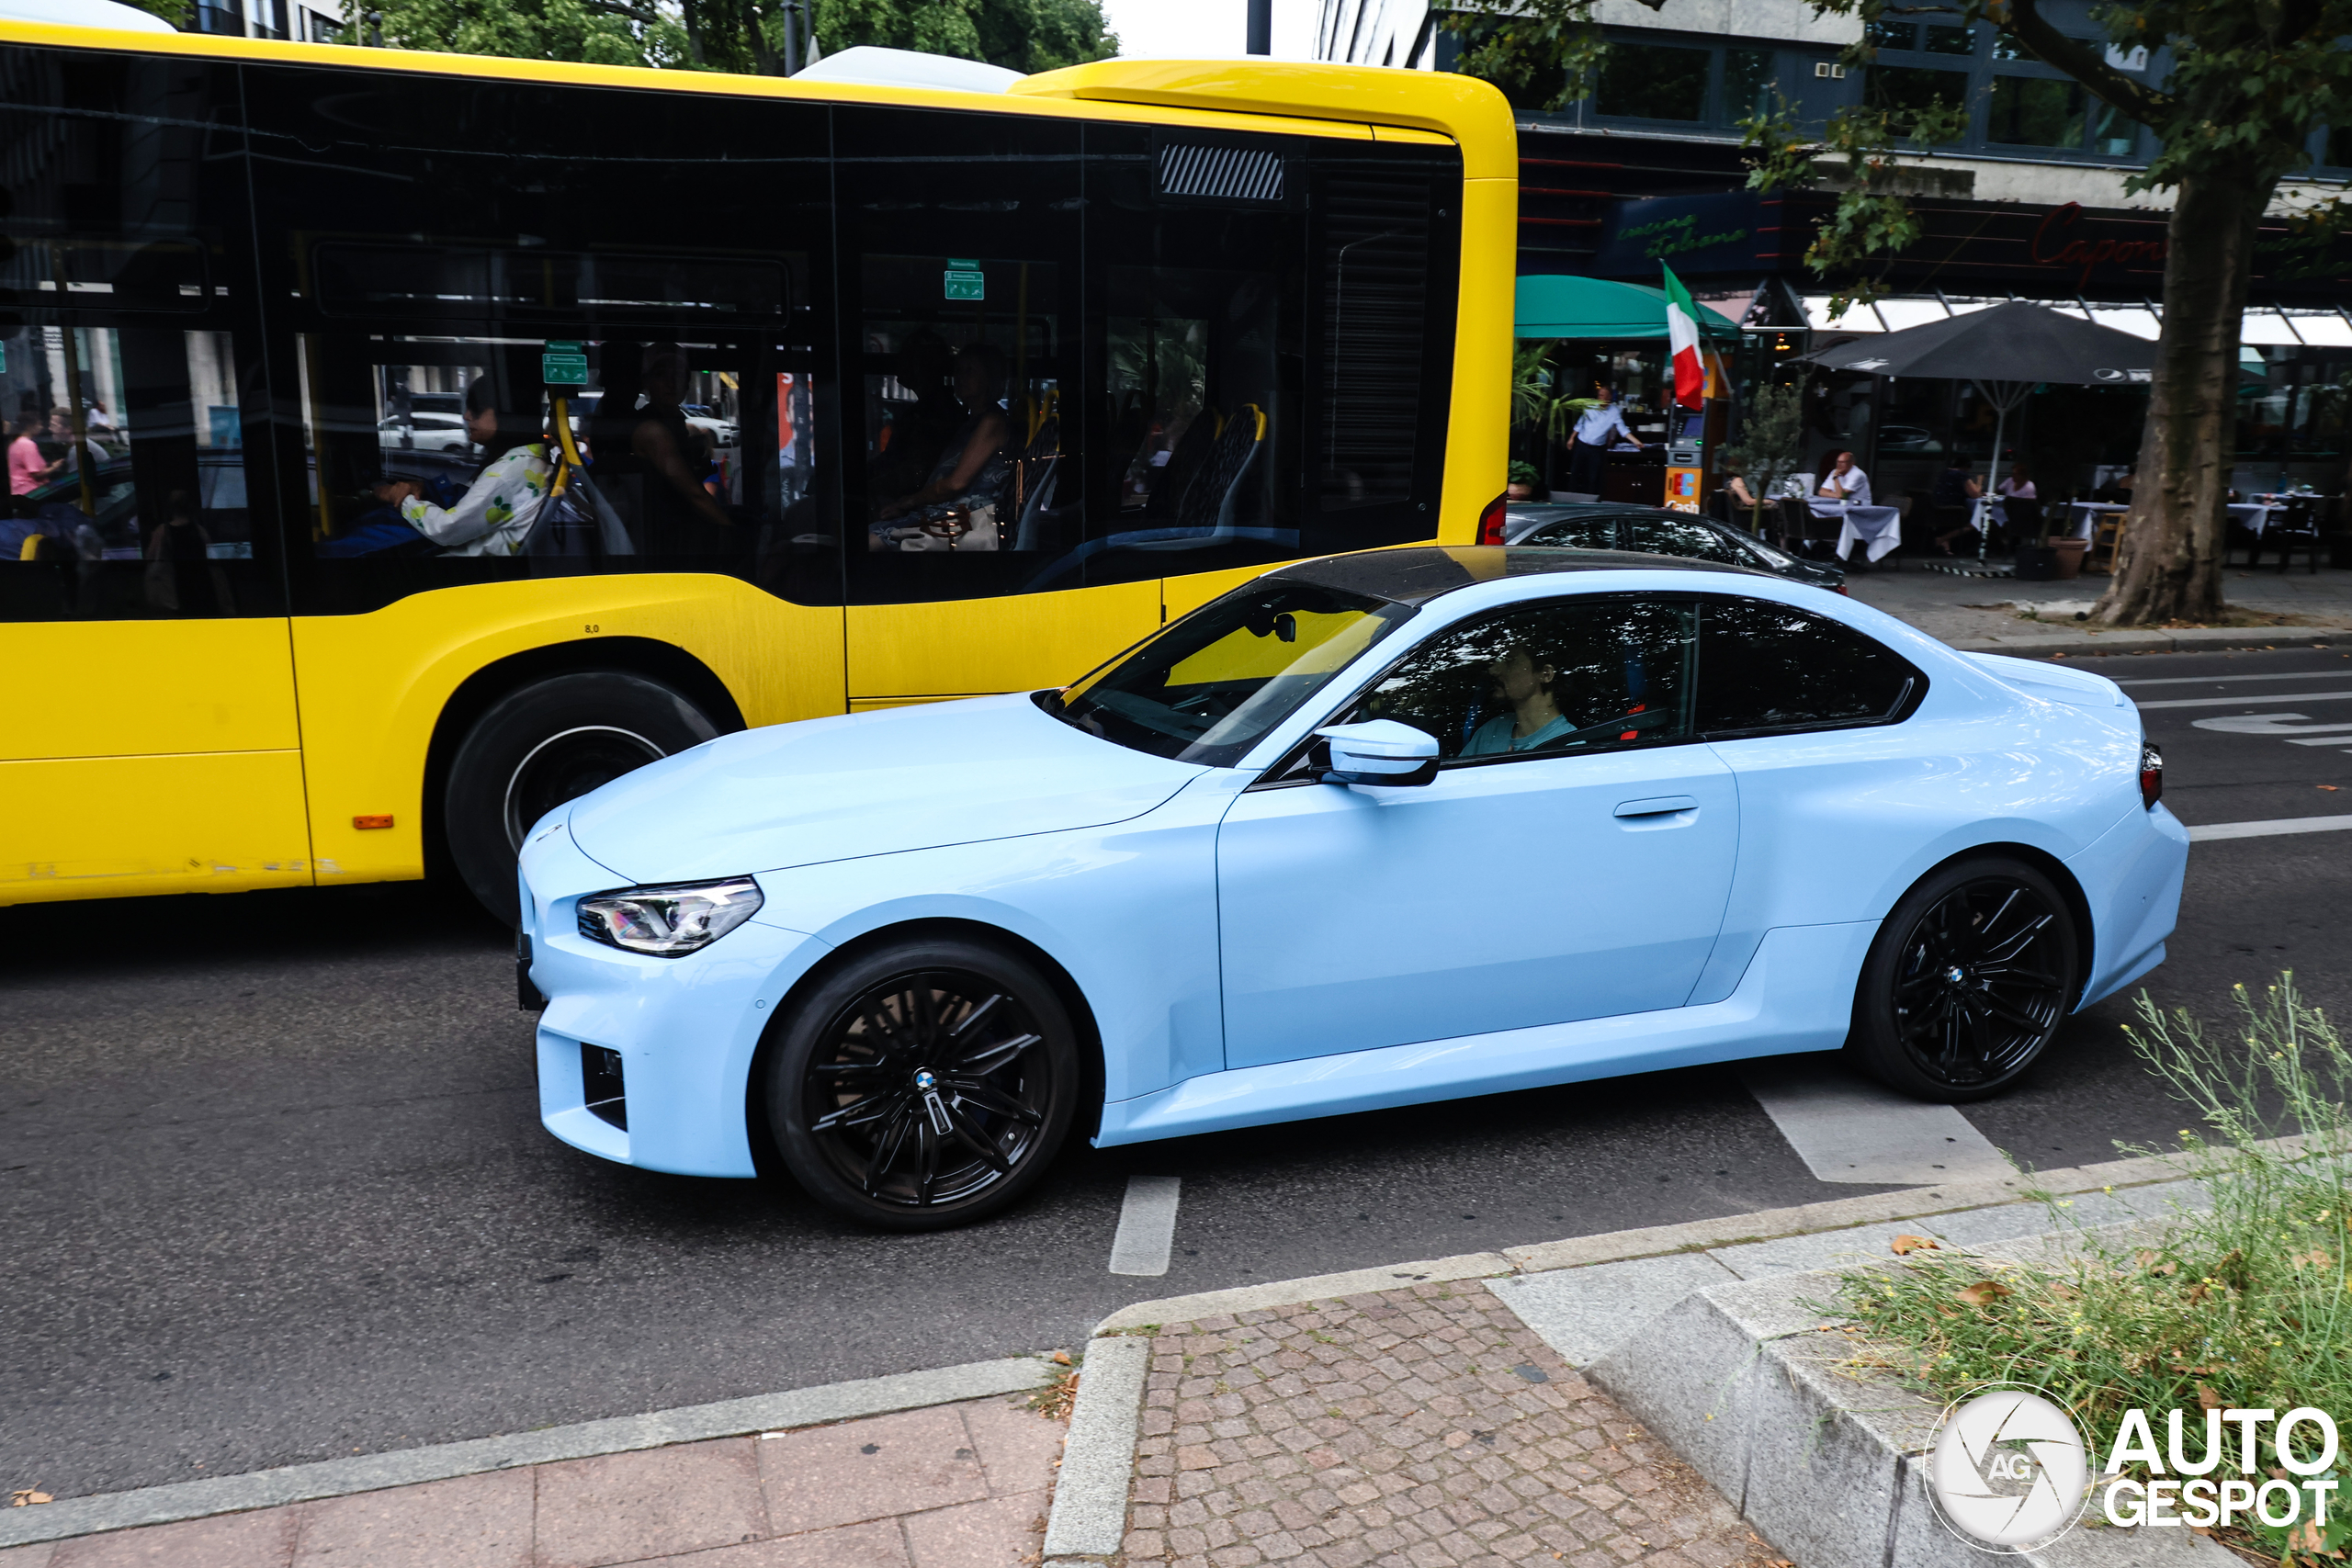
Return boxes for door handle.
[1614,795,1700,818]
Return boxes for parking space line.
[2187,814,2352,842]
[2137,690,2352,710]
[1108,1175,1182,1277]
[1740,1059,2013,1186]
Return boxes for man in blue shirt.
[1563,385,1648,498]
[1463,646,1573,755]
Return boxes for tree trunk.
[2092,164,2265,626]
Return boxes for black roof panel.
[1267,545,1769,605]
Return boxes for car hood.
[563,693,1207,886]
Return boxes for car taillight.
[2140,740,2163,809]
[1476,491,1507,546]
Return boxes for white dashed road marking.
[1741,1057,2013,1186]
[2188,814,2352,842]
[2135,690,2352,710]
[1108,1175,1182,1276]
[2118,670,2352,689]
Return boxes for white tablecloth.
[2229,502,2278,536]
[1813,501,1903,562]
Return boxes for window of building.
[2326,125,2352,168]
[1724,49,1777,122]
[2086,99,2139,157]
[1592,42,1711,121]
[1987,74,2086,146]
[1923,24,1975,55]
[1871,65,1971,120]
[1866,20,1916,51]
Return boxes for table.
[2228,502,2278,536]
[1812,500,1903,563]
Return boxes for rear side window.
[1697,596,1921,735]
[1623,515,1747,568]
[1519,514,1620,551]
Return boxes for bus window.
[860,254,1059,558]
[1,321,267,621]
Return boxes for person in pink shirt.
[7,412,53,501]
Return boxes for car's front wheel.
[765,936,1080,1230]
[1849,856,2081,1102]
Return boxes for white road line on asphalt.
[1108,1175,1182,1277]
[2135,689,2352,710]
[1740,1058,2014,1187]
[2188,814,2352,842]
[2118,670,2352,689]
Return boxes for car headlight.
[576,876,763,956]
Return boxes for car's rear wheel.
[1849,856,2081,1102]
[766,937,1079,1231]
[445,671,720,926]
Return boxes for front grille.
[1159,142,1284,203]
[582,1043,627,1131]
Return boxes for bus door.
[839,110,1158,706]
[0,52,311,905]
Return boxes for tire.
[445,671,719,926]
[1848,856,2082,1102]
[765,936,1080,1231]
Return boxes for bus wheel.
[446,671,720,927]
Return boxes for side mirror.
[1316,719,1439,788]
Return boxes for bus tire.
[445,671,720,927]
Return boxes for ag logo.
[1927,1386,2091,1552]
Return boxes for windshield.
[1047,581,1417,766]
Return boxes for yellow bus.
[0,26,1512,923]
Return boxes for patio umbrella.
[1799,301,2157,558]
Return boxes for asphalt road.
[6,643,2351,1501]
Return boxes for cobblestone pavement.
[1120,1282,1785,1568]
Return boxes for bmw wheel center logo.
[1927,1386,2092,1551]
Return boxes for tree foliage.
[1715,379,1807,536]
[352,0,1114,76]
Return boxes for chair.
[1999,495,2042,549]
[2260,497,2324,572]
[2088,513,2127,574]
[1139,409,1222,523]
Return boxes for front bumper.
[519,823,827,1178]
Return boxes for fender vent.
[1159,143,1284,202]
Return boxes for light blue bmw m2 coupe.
[518,547,2188,1228]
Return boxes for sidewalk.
[1844,559,2352,653]
[1120,1284,1779,1568]
[0,1393,1063,1568]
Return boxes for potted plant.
[1507,459,1543,502]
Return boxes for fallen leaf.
[1049,1350,1072,1366]
[2187,1282,2211,1304]
[1955,1280,2012,1307]
[1891,1235,1939,1256]
[8,1491,51,1507]
[2198,1383,2223,1411]
[2321,785,2342,793]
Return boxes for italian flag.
[1663,263,1704,411]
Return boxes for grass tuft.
[1838,976,2352,1563]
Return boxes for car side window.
[1340,594,1696,762]
[1695,596,1923,735]
[1519,515,1620,551]
[1622,515,1747,568]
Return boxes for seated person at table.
[1463,643,1573,756]
[871,344,1012,551]
[1815,449,1871,506]
[1931,452,1983,554]
[1996,465,2037,503]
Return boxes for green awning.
[1515,274,1742,343]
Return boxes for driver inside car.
[1462,644,1572,756]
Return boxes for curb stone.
[1943,626,2340,657]
[1586,1239,2236,1568]
[1040,1334,1151,1565]
[0,1355,1056,1551]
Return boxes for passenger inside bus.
[591,341,734,556]
[377,378,551,556]
[870,344,1012,551]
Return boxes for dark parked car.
[1503,502,1846,592]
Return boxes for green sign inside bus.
[944,259,984,301]
[542,340,588,386]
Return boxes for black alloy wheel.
[767,938,1079,1230]
[1849,857,2081,1102]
